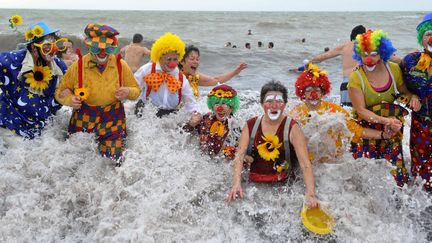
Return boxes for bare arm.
[199,63,248,87]
[290,123,319,208]
[226,123,250,202]
[310,43,345,63]
[141,46,151,56]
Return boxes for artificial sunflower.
[257,134,282,161]
[32,25,44,38]
[24,65,52,93]
[74,88,90,101]
[415,53,432,76]
[9,15,23,28]
[307,63,328,80]
[209,121,225,137]
[24,30,34,41]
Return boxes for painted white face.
[361,51,380,72]
[422,31,432,52]
[213,103,233,121]
[263,92,285,121]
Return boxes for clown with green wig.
[401,12,432,192]
[134,32,201,122]
[183,84,241,159]
[347,29,420,188]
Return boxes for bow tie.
[144,72,182,93]
[209,120,225,137]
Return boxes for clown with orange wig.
[401,12,432,191]
[291,63,393,162]
[347,29,420,187]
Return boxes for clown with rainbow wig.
[134,32,201,121]
[401,12,432,191]
[347,29,420,187]
[183,84,241,159]
[291,63,393,162]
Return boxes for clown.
[291,63,394,162]
[179,45,247,98]
[134,33,201,122]
[55,23,141,166]
[347,29,420,187]
[226,80,319,209]
[183,84,241,159]
[0,21,67,144]
[401,12,432,191]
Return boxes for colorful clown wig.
[150,32,185,63]
[295,63,331,99]
[207,84,240,114]
[416,13,432,46]
[353,29,396,64]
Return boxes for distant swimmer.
[245,42,251,49]
[225,42,232,47]
[268,42,274,49]
[301,38,306,43]
[258,41,263,47]
[308,25,366,106]
[120,33,150,73]
[247,29,252,35]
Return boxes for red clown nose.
[168,61,177,69]
[310,91,320,100]
[365,57,374,66]
[216,105,225,112]
[429,36,432,45]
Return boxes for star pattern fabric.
[0,49,67,138]
[144,72,182,93]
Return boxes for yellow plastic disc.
[301,205,335,235]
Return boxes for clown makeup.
[361,51,381,72]
[304,86,323,107]
[213,103,232,121]
[160,52,179,72]
[263,92,285,121]
[34,35,59,63]
[181,50,200,75]
[423,31,432,52]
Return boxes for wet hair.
[260,80,288,104]
[178,45,200,69]
[133,33,143,43]
[258,41,263,47]
[350,25,366,41]
[268,42,274,48]
[245,42,251,48]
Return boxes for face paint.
[213,103,231,121]
[264,94,284,121]
[363,57,381,72]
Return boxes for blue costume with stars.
[0,49,67,139]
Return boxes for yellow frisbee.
[301,205,335,235]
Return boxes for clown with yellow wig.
[55,23,141,166]
[183,84,241,159]
[401,12,432,191]
[291,63,394,162]
[347,29,420,187]
[134,32,201,122]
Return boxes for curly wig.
[295,63,331,99]
[150,32,185,63]
[352,29,396,64]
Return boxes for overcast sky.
[1,0,431,11]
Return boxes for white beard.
[267,109,281,121]
[365,64,376,72]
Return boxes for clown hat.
[24,21,59,44]
[417,12,432,31]
[84,23,119,49]
[295,63,331,99]
[207,84,240,114]
[150,32,185,63]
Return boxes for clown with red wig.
[291,63,392,162]
[401,12,432,191]
[347,29,420,187]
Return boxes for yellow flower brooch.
[257,134,282,161]
[24,65,52,93]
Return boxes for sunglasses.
[33,38,68,55]
[89,45,118,55]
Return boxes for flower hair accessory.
[207,84,240,114]
[295,63,331,99]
